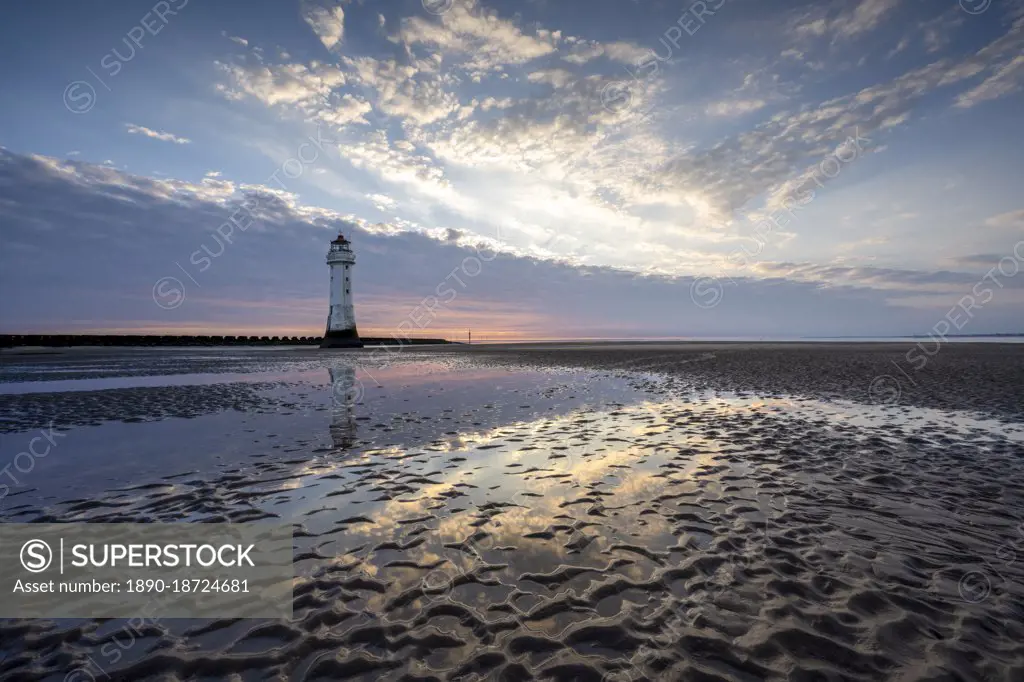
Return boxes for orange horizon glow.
[11,291,587,342]
[6,295,587,341]
[1,325,762,344]
[4,323,559,342]
[1,323,719,343]
[17,327,567,342]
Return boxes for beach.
[1,343,1023,681]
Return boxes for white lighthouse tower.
[321,233,363,348]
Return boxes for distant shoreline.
[0,334,455,348]
[2,333,1022,350]
[3,335,1023,354]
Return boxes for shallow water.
[1,351,1023,681]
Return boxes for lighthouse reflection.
[328,365,360,450]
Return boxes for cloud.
[836,236,889,252]
[751,260,1024,295]
[831,0,903,39]
[342,129,448,190]
[947,254,1011,270]
[1,149,1021,337]
[918,9,962,54]
[203,0,1024,301]
[394,0,556,71]
[315,92,373,126]
[302,2,345,51]
[561,39,650,66]
[366,193,396,211]
[643,11,1024,224]
[124,124,191,145]
[955,54,1024,108]
[705,98,767,117]
[985,209,1024,230]
[790,0,904,41]
[527,68,575,88]
[601,41,654,64]
[341,55,458,125]
[215,58,346,107]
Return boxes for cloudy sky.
[1,0,1022,340]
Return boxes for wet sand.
[1,344,1023,681]
[439,341,1024,419]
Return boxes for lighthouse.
[321,233,363,348]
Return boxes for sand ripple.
[3,386,1024,681]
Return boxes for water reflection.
[6,381,1023,681]
[328,364,358,450]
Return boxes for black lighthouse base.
[320,327,363,349]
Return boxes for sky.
[1,0,1023,341]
